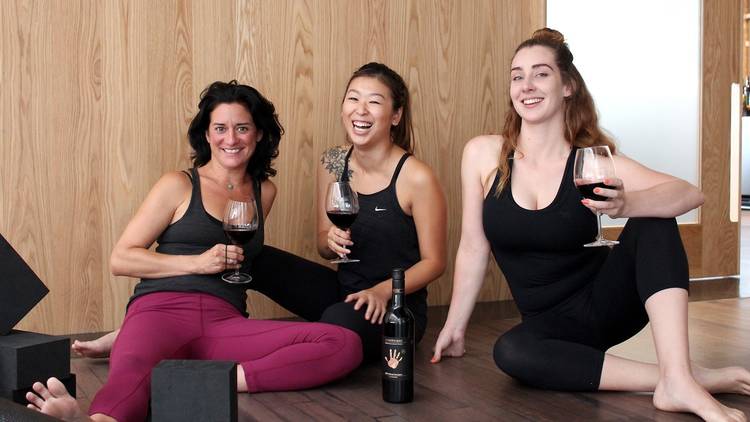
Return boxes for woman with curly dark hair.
[27,81,362,422]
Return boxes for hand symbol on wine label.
[385,349,403,369]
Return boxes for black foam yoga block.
[0,330,70,391]
[0,397,60,421]
[2,373,76,405]
[0,234,49,336]
[151,360,237,422]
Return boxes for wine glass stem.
[596,211,604,241]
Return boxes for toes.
[26,390,43,409]
[32,381,51,400]
[46,377,69,397]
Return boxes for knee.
[110,348,157,376]
[321,324,363,374]
[492,332,527,376]
[493,331,534,380]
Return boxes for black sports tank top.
[337,148,427,322]
[482,148,608,317]
[128,168,264,316]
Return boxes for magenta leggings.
[88,292,362,422]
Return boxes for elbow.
[435,256,448,279]
[685,186,704,212]
[109,249,127,276]
[424,256,447,284]
[694,190,705,208]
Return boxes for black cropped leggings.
[248,247,426,362]
[492,217,689,391]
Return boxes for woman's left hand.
[345,288,389,324]
[581,177,627,218]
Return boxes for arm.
[110,172,238,278]
[585,154,704,218]
[347,159,448,323]
[431,136,498,362]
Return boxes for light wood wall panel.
[2,0,545,333]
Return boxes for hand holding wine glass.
[221,198,259,283]
[574,146,620,247]
[326,181,360,263]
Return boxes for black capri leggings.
[249,246,426,362]
[492,217,689,391]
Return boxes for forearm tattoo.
[321,146,354,181]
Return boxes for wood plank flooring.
[67,298,750,421]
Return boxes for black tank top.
[338,149,427,322]
[128,168,264,316]
[482,148,608,317]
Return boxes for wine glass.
[326,181,360,263]
[221,198,259,283]
[573,146,620,247]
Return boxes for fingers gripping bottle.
[382,268,414,403]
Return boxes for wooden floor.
[69,298,750,421]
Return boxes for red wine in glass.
[326,211,358,230]
[573,146,619,247]
[575,181,610,202]
[326,181,360,263]
[224,226,257,245]
[221,199,259,283]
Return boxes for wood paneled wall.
[1,0,545,334]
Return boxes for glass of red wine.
[573,145,619,247]
[221,198,259,283]
[326,181,360,263]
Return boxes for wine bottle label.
[382,336,413,380]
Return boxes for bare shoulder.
[319,145,351,179]
[260,179,277,198]
[401,155,440,190]
[154,171,192,194]
[464,134,502,161]
[145,170,192,210]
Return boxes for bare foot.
[26,377,91,422]
[694,365,750,396]
[72,330,118,358]
[654,375,746,421]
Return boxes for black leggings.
[249,246,426,362]
[492,217,689,391]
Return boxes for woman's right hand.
[194,244,244,274]
[326,226,353,258]
[431,328,466,363]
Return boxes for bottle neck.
[392,288,404,308]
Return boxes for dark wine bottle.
[382,268,414,403]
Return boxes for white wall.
[547,0,701,225]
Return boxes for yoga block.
[0,397,60,421]
[2,373,76,405]
[0,330,70,391]
[0,234,49,336]
[151,360,237,422]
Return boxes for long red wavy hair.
[494,28,616,195]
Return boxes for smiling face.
[341,76,403,147]
[205,102,262,169]
[509,45,572,125]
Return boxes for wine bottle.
[382,268,414,403]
